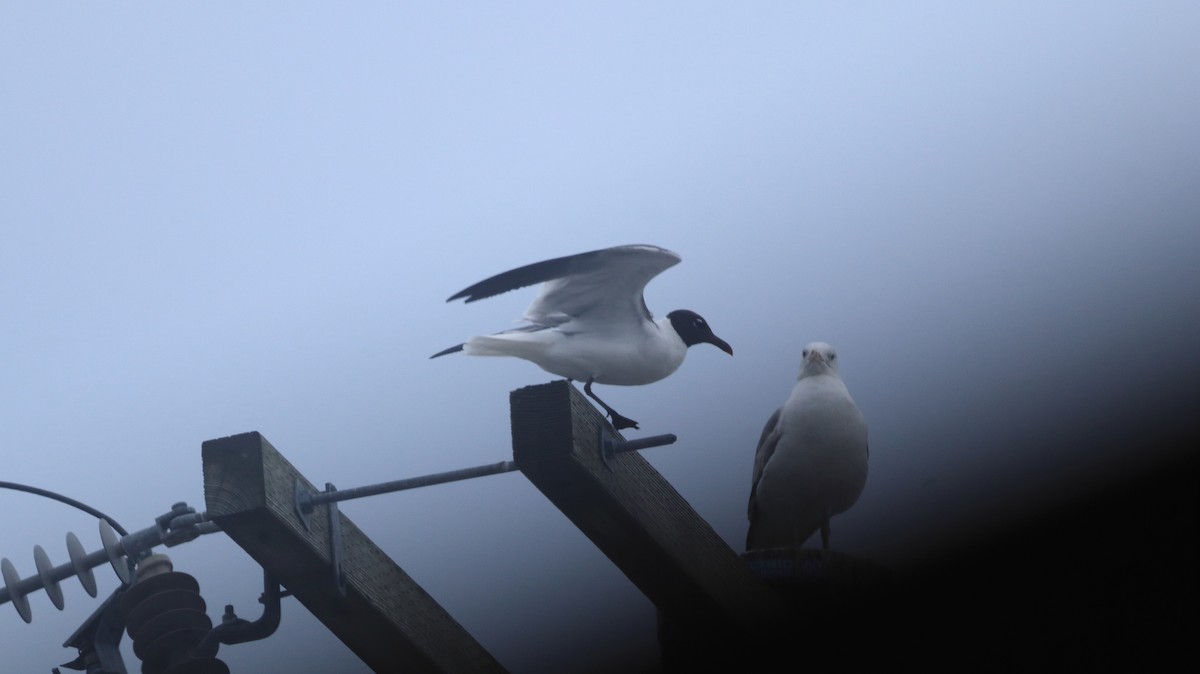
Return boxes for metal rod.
[610,433,677,453]
[299,433,677,512]
[302,460,518,511]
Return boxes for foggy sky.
[2,3,1197,672]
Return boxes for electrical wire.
[0,481,129,536]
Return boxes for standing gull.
[432,244,733,430]
[747,342,868,551]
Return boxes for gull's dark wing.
[447,247,609,303]
[746,406,783,548]
[447,244,681,328]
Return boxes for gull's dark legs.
[583,378,640,430]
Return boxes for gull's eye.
[802,349,809,358]
[830,353,836,360]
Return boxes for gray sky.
[2,2,1197,672]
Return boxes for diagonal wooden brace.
[202,431,506,674]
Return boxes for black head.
[667,310,733,355]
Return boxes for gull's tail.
[430,343,465,359]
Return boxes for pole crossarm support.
[509,381,788,637]
[202,432,506,674]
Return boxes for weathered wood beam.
[509,380,788,637]
[202,431,506,674]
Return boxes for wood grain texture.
[202,431,506,674]
[510,381,787,637]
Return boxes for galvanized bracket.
[293,480,345,596]
[325,483,345,598]
[57,586,128,674]
[293,479,314,532]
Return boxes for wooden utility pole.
[509,381,788,640]
[200,382,791,672]
[202,431,506,674]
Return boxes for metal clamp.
[293,481,347,597]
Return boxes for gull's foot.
[609,412,640,431]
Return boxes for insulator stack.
[118,555,229,674]
[2,503,217,625]
[0,522,127,623]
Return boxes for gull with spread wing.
[432,244,733,430]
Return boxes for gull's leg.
[819,516,831,551]
[583,378,640,430]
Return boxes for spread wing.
[446,244,681,330]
